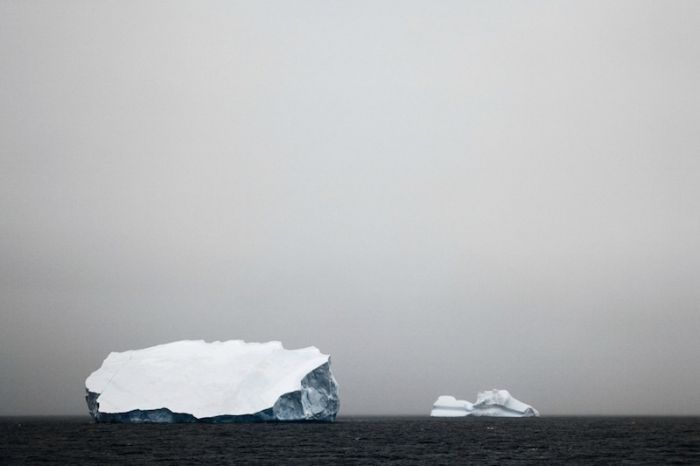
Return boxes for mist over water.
[1,1,699,416]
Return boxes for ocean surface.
[2,416,699,465]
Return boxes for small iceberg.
[431,389,539,417]
[85,340,339,423]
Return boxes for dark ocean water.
[1,416,699,465]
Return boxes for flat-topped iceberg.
[85,340,339,423]
[431,389,539,417]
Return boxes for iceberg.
[431,389,539,417]
[85,340,339,423]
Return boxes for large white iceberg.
[431,389,539,417]
[85,340,339,423]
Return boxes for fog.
[1,0,699,415]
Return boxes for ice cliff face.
[85,340,339,423]
[431,389,539,417]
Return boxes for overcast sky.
[1,0,699,416]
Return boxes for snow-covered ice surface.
[85,340,339,423]
[431,390,539,417]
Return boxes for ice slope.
[85,340,339,422]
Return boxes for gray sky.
[1,0,699,416]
